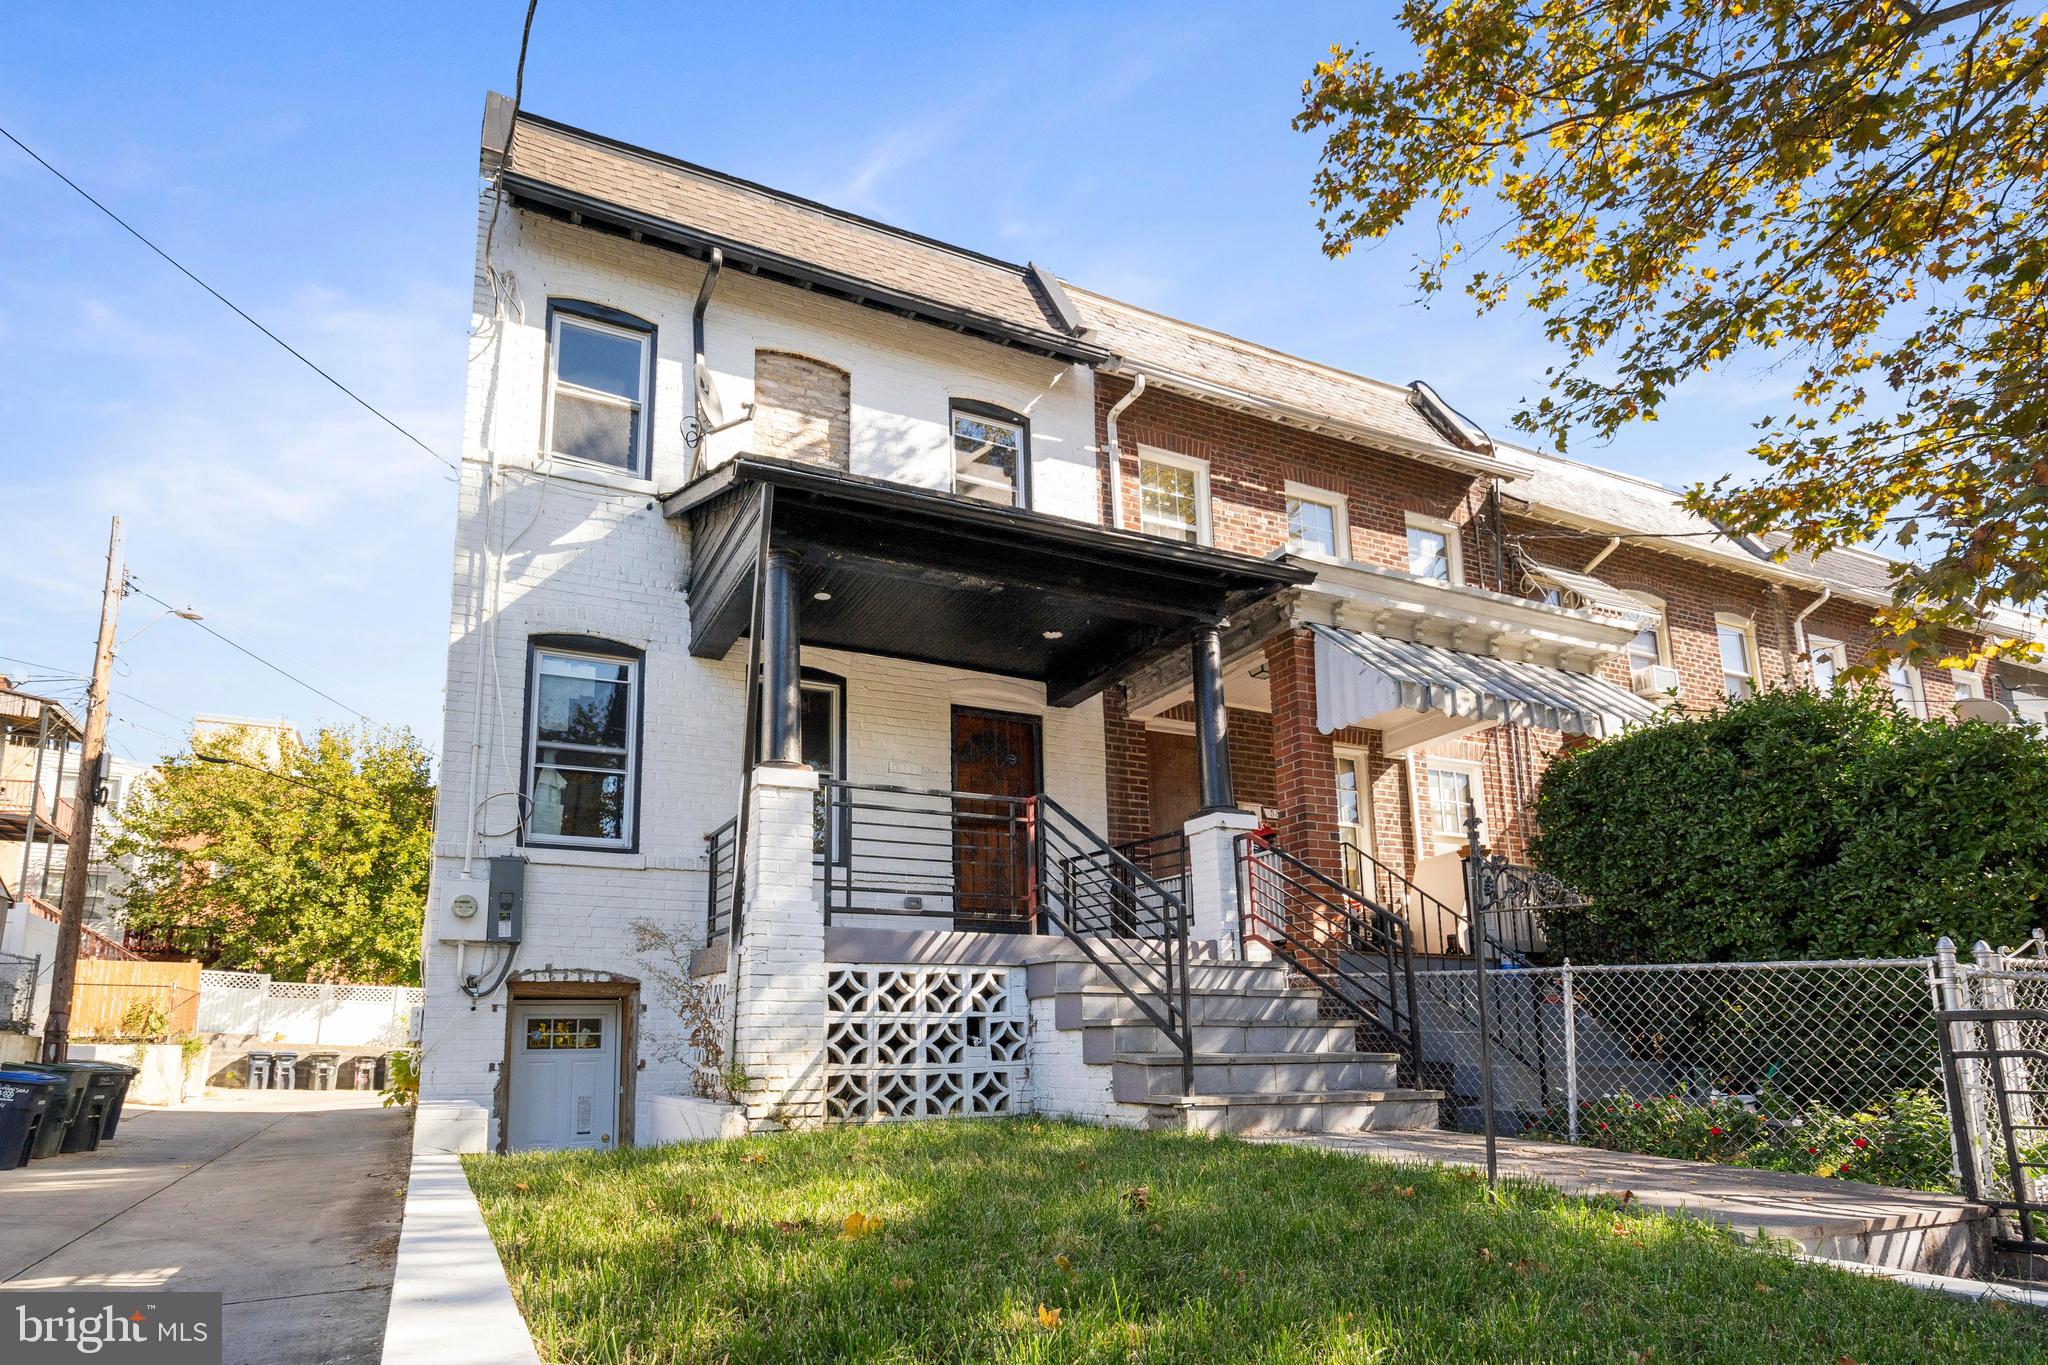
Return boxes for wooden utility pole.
[42,516,123,1062]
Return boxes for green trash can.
[12,1063,90,1160]
[0,1069,58,1167]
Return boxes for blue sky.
[0,3,1778,768]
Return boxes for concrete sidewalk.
[1258,1128,1993,1277]
[2,1090,411,1365]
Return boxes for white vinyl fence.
[197,970,421,1046]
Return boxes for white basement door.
[508,1000,620,1152]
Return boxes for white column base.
[731,764,826,1128]
[1182,809,1263,961]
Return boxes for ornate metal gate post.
[1461,801,1499,1189]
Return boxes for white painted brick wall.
[420,193,1111,1132]
[1025,997,1136,1126]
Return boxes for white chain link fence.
[1419,947,1999,1192]
[197,970,421,1046]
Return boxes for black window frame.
[542,299,658,479]
[948,398,1032,510]
[519,634,647,854]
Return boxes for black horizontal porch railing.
[1238,833,1422,1078]
[1338,833,1541,962]
[705,817,737,939]
[1115,830,1189,902]
[819,779,1037,929]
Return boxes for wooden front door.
[951,707,1042,931]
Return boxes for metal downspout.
[687,248,726,484]
[1792,586,1833,683]
[1104,373,1146,530]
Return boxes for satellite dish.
[694,356,726,429]
[1958,697,2014,726]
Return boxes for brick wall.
[753,350,851,469]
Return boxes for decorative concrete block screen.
[823,965,1027,1122]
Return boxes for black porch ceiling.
[665,457,1310,707]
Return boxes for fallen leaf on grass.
[1475,1247,1494,1264]
[772,1220,809,1236]
[839,1211,884,1240]
[1122,1186,1150,1213]
[1395,1186,1416,1199]
[889,1276,915,1293]
[739,1152,769,1165]
[1053,1253,1074,1275]
[1036,1303,1062,1330]
[513,1182,529,1192]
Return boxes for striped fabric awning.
[1312,625,1660,740]
[1519,554,1661,627]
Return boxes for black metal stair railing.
[1337,834,1564,1107]
[704,817,737,939]
[1237,833,1422,1079]
[1038,796,1194,1096]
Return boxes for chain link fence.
[1418,953,1963,1191]
[1940,939,2048,1228]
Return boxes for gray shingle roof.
[1755,533,1899,602]
[1067,286,1520,476]
[499,112,1089,356]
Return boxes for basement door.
[508,1000,620,1152]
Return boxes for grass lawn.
[465,1119,2046,1363]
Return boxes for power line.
[126,582,374,724]
[0,121,459,475]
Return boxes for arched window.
[753,351,850,469]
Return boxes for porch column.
[760,547,803,766]
[1191,622,1235,813]
[1183,807,1262,961]
[731,762,826,1129]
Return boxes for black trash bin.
[12,1063,90,1160]
[60,1066,126,1153]
[79,1060,138,1139]
[0,1069,58,1168]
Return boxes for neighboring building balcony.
[0,777,73,842]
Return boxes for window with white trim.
[1952,669,1984,703]
[1404,515,1462,584]
[1715,615,1757,702]
[526,642,640,848]
[1809,638,1846,693]
[950,403,1028,508]
[545,305,653,475]
[1285,483,1347,558]
[1424,759,1484,845]
[1624,592,1669,679]
[1137,450,1210,545]
[1888,662,1927,718]
[1334,748,1370,856]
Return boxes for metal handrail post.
[1463,803,1499,1190]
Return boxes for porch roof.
[666,456,1313,707]
[1311,624,1660,753]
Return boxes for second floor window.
[1286,485,1346,558]
[1810,639,1846,693]
[546,304,653,475]
[950,403,1029,507]
[1888,662,1927,718]
[526,642,640,849]
[1405,516,1462,583]
[1138,451,1210,544]
[1716,616,1757,702]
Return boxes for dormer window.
[545,302,654,476]
[951,402,1030,508]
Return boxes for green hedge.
[1531,688,2048,963]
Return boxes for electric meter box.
[486,855,526,944]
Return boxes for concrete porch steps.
[1025,949,1442,1137]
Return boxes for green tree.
[111,725,433,984]
[1297,2,2048,666]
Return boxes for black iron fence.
[704,817,737,940]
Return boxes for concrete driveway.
[2,1089,411,1365]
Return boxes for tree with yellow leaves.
[1298,1,2048,665]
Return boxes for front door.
[951,707,1042,931]
[508,1000,620,1152]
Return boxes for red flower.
[1852,1137,1868,1149]
[1707,1126,1723,1137]
[1806,1147,1819,1155]
[1632,1103,1642,1111]
[1837,1163,1850,1174]
[1597,1122,1609,1131]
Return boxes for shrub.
[1520,1088,1956,1192]
[1532,688,2048,963]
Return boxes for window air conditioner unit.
[1632,665,1681,698]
